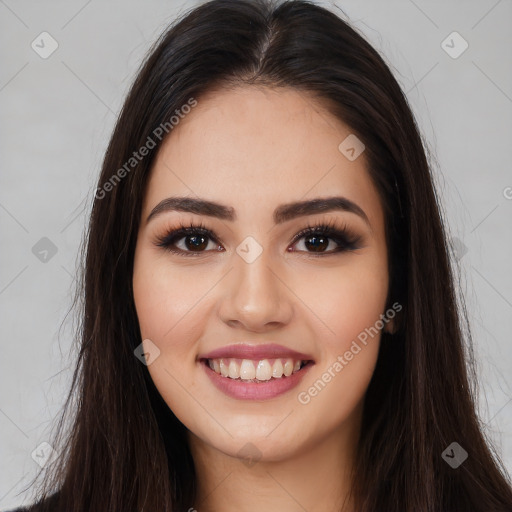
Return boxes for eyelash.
[154,219,362,257]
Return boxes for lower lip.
[201,360,314,400]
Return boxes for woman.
[9,0,512,510]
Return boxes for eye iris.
[185,234,208,251]
[305,234,329,252]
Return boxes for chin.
[195,428,307,463]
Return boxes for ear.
[383,318,396,334]
[383,300,403,335]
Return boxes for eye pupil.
[157,224,356,256]
[185,235,208,251]
[305,235,329,252]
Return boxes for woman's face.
[133,86,392,462]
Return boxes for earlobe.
[383,309,401,335]
[382,299,403,335]
[384,319,395,335]
[384,309,403,335]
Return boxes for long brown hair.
[21,0,512,510]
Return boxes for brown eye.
[300,233,331,253]
[182,233,209,251]
[155,221,361,257]
[155,225,222,256]
[289,224,362,255]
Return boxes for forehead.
[144,86,384,232]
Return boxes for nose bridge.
[218,239,292,329]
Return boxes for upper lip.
[199,343,314,361]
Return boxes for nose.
[217,250,294,332]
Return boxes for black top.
[5,504,36,512]
[4,492,60,512]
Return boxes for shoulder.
[4,491,61,512]
[4,505,32,512]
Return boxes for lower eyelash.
[154,219,362,255]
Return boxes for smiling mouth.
[201,357,314,382]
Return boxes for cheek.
[291,260,387,411]
[333,274,388,347]
[132,249,210,420]
[293,258,389,350]
[132,249,212,346]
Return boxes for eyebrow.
[146,196,371,227]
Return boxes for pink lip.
[199,343,314,362]
[201,359,314,400]
[199,343,315,400]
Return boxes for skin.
[132,85,394,512]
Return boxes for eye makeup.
[153,217,363,257]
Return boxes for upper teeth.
[207,358,304,381]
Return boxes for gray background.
[1,0,511,508]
